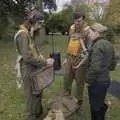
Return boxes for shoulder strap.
[14,30,24,54]
[14,30,31,55]
[14,30,25,41]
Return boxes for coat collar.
[19,24,29,34]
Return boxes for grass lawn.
[0,35,120,120]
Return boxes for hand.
[46,58,54,65]
[39,54,44,59]
[62,59,67,65]
[86,83,90,87]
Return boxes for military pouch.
[30,65,53,94]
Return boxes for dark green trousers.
[64,56,86,104]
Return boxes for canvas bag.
[30,65,53,94]
[48,94,80,118]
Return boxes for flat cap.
[91,23,107,33]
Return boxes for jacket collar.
[19,24,29,34]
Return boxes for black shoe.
[100,103,108,120]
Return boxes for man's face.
[33,21,42,31]
[74,16,84,26]
[30,20,43,37]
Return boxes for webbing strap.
[14,30,31,55]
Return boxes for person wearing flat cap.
[14,10,54,120]
[86,23,116,120]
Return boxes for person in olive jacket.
[86,23,116,120]
[14,10,54,120]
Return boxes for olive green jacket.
[88,39,116,83]
[15,27,46,67]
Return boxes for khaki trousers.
[22,67,43,120]
[64,56,86,104]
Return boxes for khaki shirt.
[14,25,46,67]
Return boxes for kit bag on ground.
[48,94,80,118]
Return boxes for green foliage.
[0,0,30,23]
[101,0,120,43]
[45,5,73,34]
[104,0,120,31]
[59,5,74,26]
[0,0,30,40]
[0,17,8,39]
